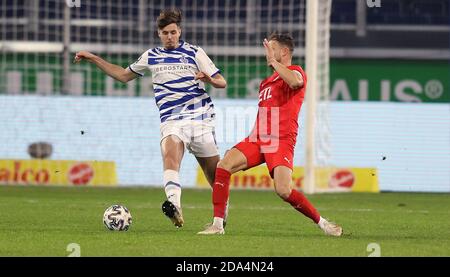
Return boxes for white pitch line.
[157,204,447,214]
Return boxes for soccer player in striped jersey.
[198,33,343,236]
[74,8,227,228]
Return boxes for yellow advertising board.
[196,165,379,193]
[0,160,117,186]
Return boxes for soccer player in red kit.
[198,32,343,236]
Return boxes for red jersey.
[251,65,306,146]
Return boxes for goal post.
[304,0,333,194]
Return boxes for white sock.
[213,217,224,229]
[318,216,327,229]
[164,169,181,208]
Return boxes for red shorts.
[234,138,295,178]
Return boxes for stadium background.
[0,0,449,192]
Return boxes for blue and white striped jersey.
[128,41,220,123]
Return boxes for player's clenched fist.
[74,51,96,63]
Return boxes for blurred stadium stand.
[333,0,449,25]
[330,0,450,55]
[3,0,448,24]
[1,0,449,57]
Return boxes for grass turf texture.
[0,186,449,256]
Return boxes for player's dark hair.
[268,32,295,54]
[157,8,182,29]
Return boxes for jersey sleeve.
[195,47,220,77]
[127,51,149,77]
[282,65,306,97]
[289,65,306,84]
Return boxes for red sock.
[212,167,231,218]
[285,189,321,223]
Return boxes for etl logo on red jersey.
[259,87,272,103]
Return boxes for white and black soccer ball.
[103,204,132,231]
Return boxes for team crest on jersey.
[179,56,189,64]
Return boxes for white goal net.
[1,0,308,97]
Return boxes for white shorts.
[160,120,219,158]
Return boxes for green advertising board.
[329,59,449,103]
[1,54,448,103]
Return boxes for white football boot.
[197,223,225,235]
[320,220,343,237]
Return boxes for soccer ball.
[103,204,132,231]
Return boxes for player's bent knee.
[274,183,291,200]
[217,159,232,172]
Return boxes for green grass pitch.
[0,186,449,256]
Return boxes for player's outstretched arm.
[74,51,137,83]
[195,72,227,89]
